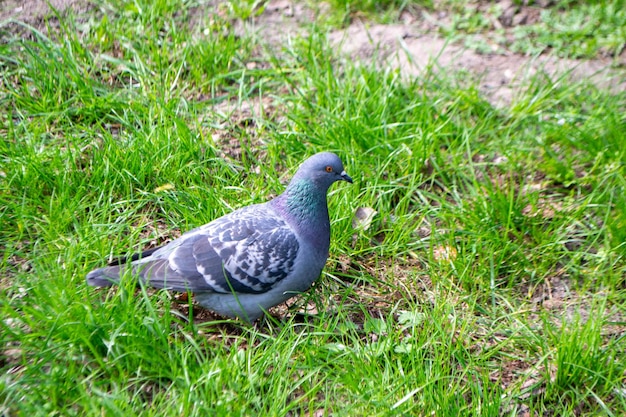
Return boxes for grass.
[1,0,626,415]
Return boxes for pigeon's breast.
[276,237,328,296]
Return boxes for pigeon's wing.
[135,205,300,294]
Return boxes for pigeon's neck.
[273,178,330,247]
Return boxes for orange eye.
[325,166,333,173]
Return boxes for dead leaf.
[154,183,175,193]
[352,207,377,230]
[432,245,457,262]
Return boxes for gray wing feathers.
[192,209,300,293]
[88,205,300,295]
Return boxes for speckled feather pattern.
[86,152,352,322]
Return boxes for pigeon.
[86,152,352,322]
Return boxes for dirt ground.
[3,0,624,107]
[330,21,626,106]
[260,0,626,106]
[0,0,91,24]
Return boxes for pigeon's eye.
[325,166,333,173]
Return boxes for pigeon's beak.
[340,171,353,183]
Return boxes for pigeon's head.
[293,152,353,191]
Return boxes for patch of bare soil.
[255,1,625,107]
[332,22,625,107]
[208,95,288,162]
[0,0,90,28]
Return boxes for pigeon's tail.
[86,266,122,287]
[86,247,161,287]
